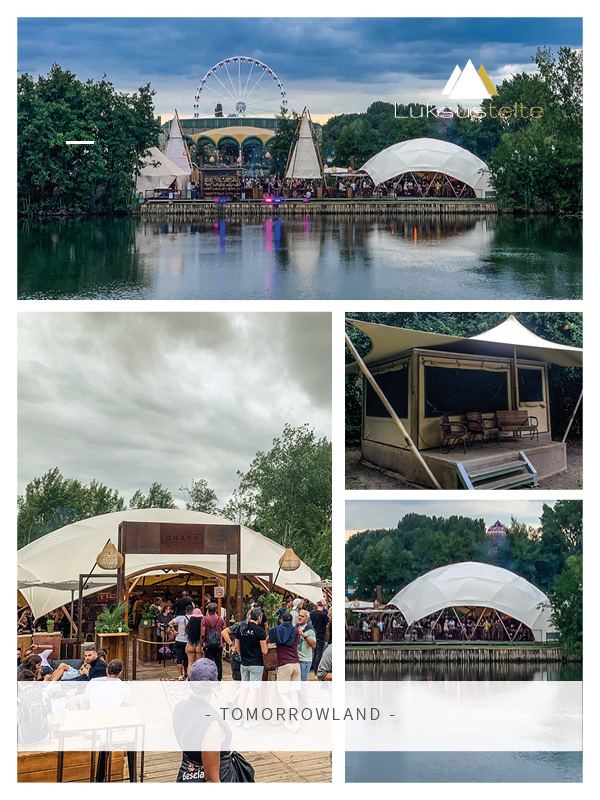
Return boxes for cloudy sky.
[18,312,331,506]
[346,499,557,539]
[17,18,582,122]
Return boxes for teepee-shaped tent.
[285,108,324,181]
[163,110,192,176]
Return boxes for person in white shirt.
[82,659,135,782]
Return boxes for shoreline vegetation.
[18,47,581,218]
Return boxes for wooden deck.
[137,751,331,783]
[133,658,330,782]
[362,436,567,489]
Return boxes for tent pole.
[513,345,520,410]
[345,331,442,490]
[562,387,583,443]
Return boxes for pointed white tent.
[163,110,192,175]
[361,137,492,197]
[135,147,190,195]
[447,59,491,100]
[18,508,324,618]
[285,108,324,181]
[388,562,555,641]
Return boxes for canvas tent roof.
[136,147,190,193]
[18,508,323,618]
[360,137,492,197]
[388,561,554,640]
[163,110,192,175]
[345,315,583,371]
[285,108,323,180]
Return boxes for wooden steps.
[457,450,538,490]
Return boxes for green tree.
[180,479,219,514]
[17,467,125,547]
[549,555,582,657]
[18,64,160,214]
[129,482,176,509]
[235,423,331,577]
[269,107,299,177]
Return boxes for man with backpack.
[201,602,226,680]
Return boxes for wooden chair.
[496,410,539,441]
[466,412,500,447]
[439,415,474,454]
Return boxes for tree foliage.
[17,467,125,548]
[346,500,582,603]
[129,482,177,510]
[180,478,219,514]
[236,423,332,577]
[345,312,582,444]
[18,64,160,215]
[549,555,582,657]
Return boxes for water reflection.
[18,214,582,300]
[346,751,583,782]
[346,661,582,681]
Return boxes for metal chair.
[466,412,500,447]
[439,414,474,454]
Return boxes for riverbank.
[138,199,499,218]
[345,643,565,663]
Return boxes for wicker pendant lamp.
[95,540,124,570]
[278,547,301,572]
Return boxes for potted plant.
[95,603,130,634]
[257,591,283,627]
[46,616,55,633]
[140,604,155,627]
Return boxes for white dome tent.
[388,561,555,642]
[361,137,492,198]
[18,508,323,619]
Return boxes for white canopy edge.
[345,315,583,371]
[18,508,323,618]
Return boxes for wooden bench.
[496,410,539,441]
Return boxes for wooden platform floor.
[426,437,560,464]
[136,751,331,783]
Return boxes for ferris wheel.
[193,57,287,119]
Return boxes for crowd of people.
[178,172,477,202]
[348,611,534,643]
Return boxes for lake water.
[345,661,583,681]
[345,751,582,782]
[18,214,582,300]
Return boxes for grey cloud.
[18,312,331,506]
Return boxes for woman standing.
[169,602,193,680]
[185,608,205,668]
[201,603,225,681]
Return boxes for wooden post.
[345,331,442,489]
[236,529,243,621]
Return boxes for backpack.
[18,690,51,745]
[205,617,222,648]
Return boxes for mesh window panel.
[365,367,409,418]
[518,368,544,402]
[424,366,509,417]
